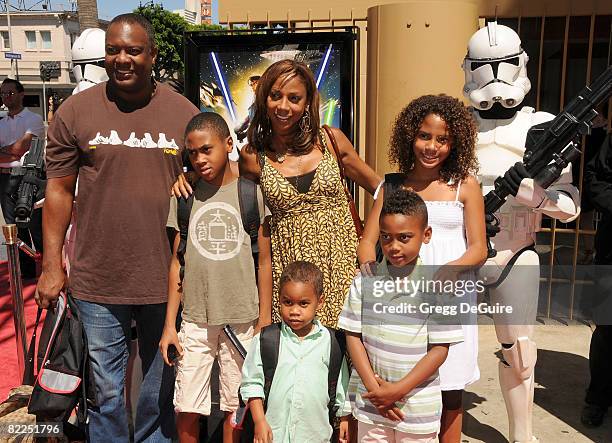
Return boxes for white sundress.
[419,181,480,390]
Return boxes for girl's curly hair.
[389,94,478,185]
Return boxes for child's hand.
[159,326,183,366]
[363,375,404,413]
[378,405,404,422]
[432,264,461,290]
[253,418,273,443]
[338,416,349,443]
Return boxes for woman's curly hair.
[389,94,478,185]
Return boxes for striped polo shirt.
[338,260,464,434]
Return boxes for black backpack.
[27,291,95,438]
[235,323,346,439]
[176,177,260,283]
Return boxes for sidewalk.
[464,321,612,442]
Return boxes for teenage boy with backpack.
[159,112,272,443]
[240,260,350,443]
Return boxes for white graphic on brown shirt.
[86,130,178,150]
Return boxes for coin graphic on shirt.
[189,202,245,261]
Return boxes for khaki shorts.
[173,320,255,415]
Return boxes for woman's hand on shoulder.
[171,172,196,199]
[238,144,261,183]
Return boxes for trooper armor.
[463,22,580,443]
[71,28,108,95]
[65,28,109,272]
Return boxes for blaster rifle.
[11,137,46,229]
[484,66,612,257]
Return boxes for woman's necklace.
[272,138,290,163]
[273,147,303,190]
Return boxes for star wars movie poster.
[188,32,355,160]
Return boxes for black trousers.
[0,172,43,276]
[586,324,612,407]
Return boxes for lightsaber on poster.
[322,98,338,126]
[315,44,333,88]
[211,52,237,122]
[193,34,353,147]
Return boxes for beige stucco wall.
[220,0,612,22]
[365,1,478,176]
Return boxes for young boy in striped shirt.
[339,189,464,442]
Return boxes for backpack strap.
[177,194,194,283]
[238,177,260,255]
[259,323,281,410]
[325,327,347,424]
[67,293,90,425]
[23,307,42,385]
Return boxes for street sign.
[39,61,61,81]
[4,52,21,60]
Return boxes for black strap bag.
[27,291,95,437]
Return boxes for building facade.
[184,0,213,25]
[0,10,79,119]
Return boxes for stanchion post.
[2,224,27,383]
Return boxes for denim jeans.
[74,299,175,443]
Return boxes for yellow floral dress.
[259,131,359,327]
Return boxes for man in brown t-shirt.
[36,14,198,442]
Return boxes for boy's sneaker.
[581,404,607,428]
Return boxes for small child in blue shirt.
[240,261,350,442]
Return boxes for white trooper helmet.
[462,22,531,110]
[71,28,108,95]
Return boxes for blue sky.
[99,0,217,22]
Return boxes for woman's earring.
[299,106,312,135]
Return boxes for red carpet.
[0,261,45,400]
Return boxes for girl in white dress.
[358,94,487,443]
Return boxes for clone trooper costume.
[64,28,109,271]
[71,28,108,95]
[463,22,580,442]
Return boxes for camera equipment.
[11,137,46,229]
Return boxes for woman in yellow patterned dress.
[239,60,381,327]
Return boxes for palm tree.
[76,0,99,33]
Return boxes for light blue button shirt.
[240,320,349,442]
